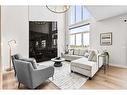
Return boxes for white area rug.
[39,61,88,89]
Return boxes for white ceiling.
[86,6,127,21]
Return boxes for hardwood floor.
[2,65,127,89]
[81,66,127,89]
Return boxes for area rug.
[39,61,88,89]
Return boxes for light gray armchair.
[14,59,54,89]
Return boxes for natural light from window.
[70,35,75,45]
[70,5,92,25]
[69,5,92,47]
[83,33,89,46]
[69,25,90,34]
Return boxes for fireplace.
[29,21,57,62]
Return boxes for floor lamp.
[6,40,16,71]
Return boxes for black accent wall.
[29,21,57,62]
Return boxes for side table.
[98,53,109,74]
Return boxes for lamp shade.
[8,40,16,48]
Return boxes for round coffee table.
[51,58,65,67]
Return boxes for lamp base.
[6,68,13,71]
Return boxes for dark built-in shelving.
[29,21,57,62]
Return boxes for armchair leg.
[89,77,92,80]
[14,72,16,77]
[18,82,20,88]
[71,70,74,73]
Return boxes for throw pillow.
[79,49,85,56]
[83,49,89,57]
[20,58,37,69]
[65,49,69,54]
[88,51,95,61]
[68,49,74,55]
[84,52,89,58]
[74,49,79,55]
[91,54,97,62]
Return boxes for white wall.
[1,6,66,70]
[29,6,66,56]
[1,6,29,70]
[90,14,127,67]
[87,6,127,21]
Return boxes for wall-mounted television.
[29,21,58,62]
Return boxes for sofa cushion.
[79,49,85,56]
[69,55,83,59]
[88,49,98,55]
[74,49,79,55]
[20,58,37,69]
[36,64,49,69]
[63,54,82,61]
[88,51,96,61]
[71,57,96,70]
[68,49,74,55]
[92,54,97,62]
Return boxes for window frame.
[69,31,90,47]
[69,34,76,46]
[68,5,92,48]
[69,5,92,25]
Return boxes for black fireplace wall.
[29,21,57,62]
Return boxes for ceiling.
[86,6,127,21]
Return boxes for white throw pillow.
[79,49,85,56]
[68,49,74,55]
[88,51,95,61]
[84,52,89,58]
[74,49,79,55]
[92,54,97,62]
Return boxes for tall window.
[70,34,75,45]
[69,5,92,47]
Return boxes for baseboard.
[110,63,127,68]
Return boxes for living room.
[1,4,127,90]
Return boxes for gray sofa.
[62,54,82,61]
[62,49,87,61]
[12,54,54,89]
